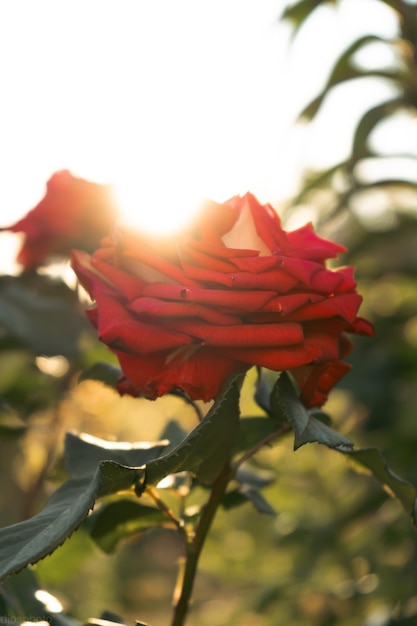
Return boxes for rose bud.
[3,170,117,270]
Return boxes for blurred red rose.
[3,170,117,270]
[72,192,373,405]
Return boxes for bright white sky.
[0,0,400,270]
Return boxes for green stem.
[170,463,233,626]
[233,424,292,470]
[145,485,185,537]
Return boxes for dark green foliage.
[0,274,87,358]
[0,436,170,581]
[0,568,78,625]
[78,362,122,388]
[0,462,144,581]
[272,372,353,450]
[88,499,171,553]
[145,374,243,486]
[341,447,417,523]
[64,432,168,479]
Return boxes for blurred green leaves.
[0,435,169,581]
[0,274,86,359]
[88,499,171,553]
[298,36,403,122]
[253,371,417,523]
[77,361,122,388]
[342,446,417,523]
[282,0,417,239]
[0,375,242,580]
[0,568,78,625]
[274,373,354,450]
[282,0,337,38]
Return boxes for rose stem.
[170,462,233,626]
[233,424,292,470]
[145,485,185,535]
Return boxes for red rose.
[4,170,117,270]
[72,192,373,405]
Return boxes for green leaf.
[158,419,189,452]
[254,368,272,413]
[274,376,417,524]
[223,465,276,515]
[222,464,276,514]
[235,465,276,489]
[0,568,34,617]
[0,461,144,582]
[238,485,277,516]
[289,162,345,206]
[145,374,243,486]
[274,372,353,450]
[97,612,129,625]
[78,362,122,388]
[64,432,169,479]
[298,35,401,121]
[83,620,126,626]
[378,0,417,46]
[88,499,171,553]
[0,275,86,358]
[235,417,282,453]
[351,97,406,161]
[281,0,330,37]
[0,434,177,580]
[0,568,78,625]
[339,447,417,524]
[221,489,248,511]
[222,485,276,516]
[269,373,298,430]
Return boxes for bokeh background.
[1,1,417,625]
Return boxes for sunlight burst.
[114,176,206,235]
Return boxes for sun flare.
[113,176,207,235]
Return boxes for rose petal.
[284,293,363,324]
[286,223,346,260]
[116,347,247,401]
[303,332,341,361]
[182,263,298,292]
[262,293,322,315]
[244,192,289,252]
[179,241,237,272]
[193,199,239,239]
[292,360,351,407]
[167,319,303,347]
[222,194,271,255]
[71,249,117,296]
[141,283,276,312]
[91,256,147,300]
[185,238,260,260]
[129,297,239,325]
[309,269,344,293]
[350,317,375,336]
[94,292,192,354]
[233,255,282,273]
[121,235,197,286]
[335,266,358,292]
[223,343,321,370]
